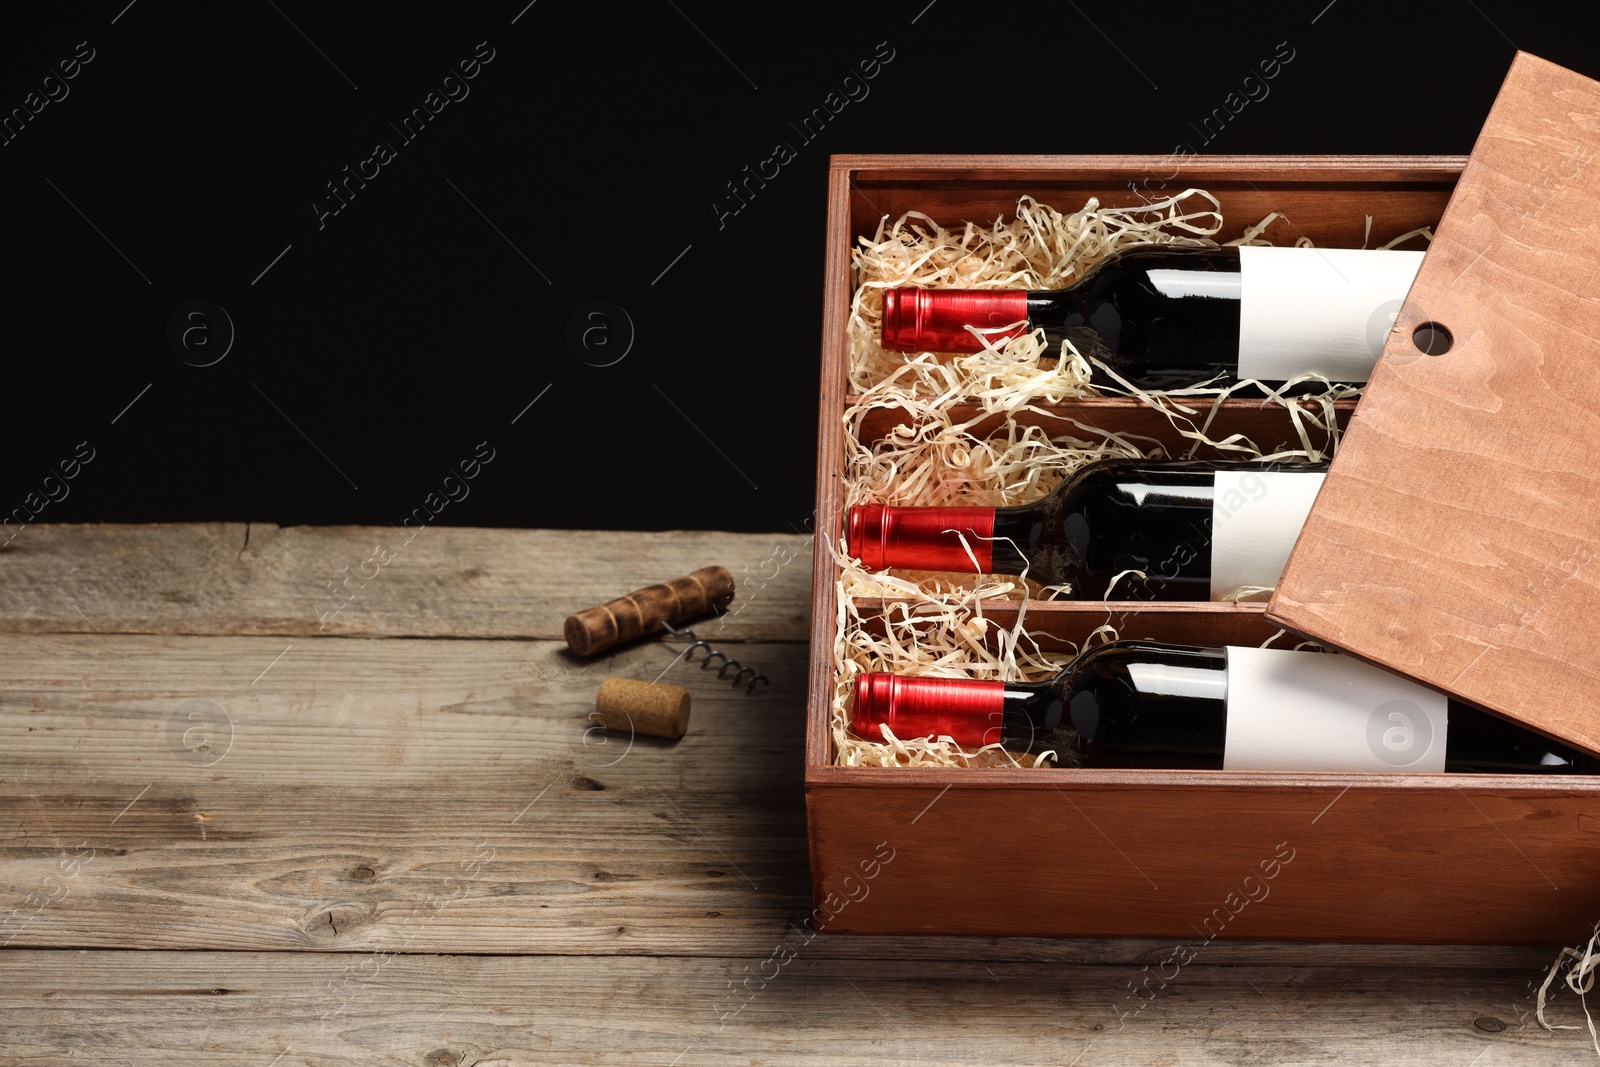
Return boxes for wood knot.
[350,865,377,882]
[422,1050,464,1067]
[1473,1016,1506,1033]
[570,775,604,791]
[299,902,374,941]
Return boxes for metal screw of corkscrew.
[660,621,769,695]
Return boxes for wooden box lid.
[1269,52,1600,754]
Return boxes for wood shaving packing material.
[831,191,1429,769]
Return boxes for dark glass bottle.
[851,641,1595,774]
[879,244,1422,389]
[847,457,1327,600]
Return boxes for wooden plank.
[840,153,1463,251]
[1,950,1586,1065]
[1270,54,1600,755]
[0,627,1564,965]
[0,524,813,642]
[851,397,1354,456]
[806,162,853,775]
[807,772,1600,943]
[851,598,1283,652]
[0,631,807,954]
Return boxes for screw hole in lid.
[1412,321,1453,355]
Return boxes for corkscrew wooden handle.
[563,566,735,657]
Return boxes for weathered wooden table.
[0,524,1589,1064]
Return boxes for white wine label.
[1236,246,1424,383]
[1209,470,1324,600]
[1223,646,1449,772]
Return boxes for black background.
[1,2,1595,535]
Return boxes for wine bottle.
[879,244,1424,388]
[847,457,1327,600]
[851,641,1594,774]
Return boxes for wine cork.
[594,677,691,739]
[564,566,735,657]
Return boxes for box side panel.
[807,163,855,772]
[845,155,1461,250]
[809,778,1600,943]
[806,162,857,910]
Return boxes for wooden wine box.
[805,52,1600,943]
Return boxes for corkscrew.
[660,621,769,694]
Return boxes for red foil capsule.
[852,672,1007,748]
[880,288,1029,353]
[846,504,996,572]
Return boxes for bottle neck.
[1065,642,1230,767]
[1440,700,1592,773]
